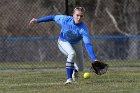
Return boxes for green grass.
[0,60,140,69]
[0,60,139,93]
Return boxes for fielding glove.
[91,61,109,75]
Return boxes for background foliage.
[0,0,140,65]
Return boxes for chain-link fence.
[0,0,140,70]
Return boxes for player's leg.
[71,63,79,81]
[73,41,84,71]
[57,39,76,84]
[72,41,84,81]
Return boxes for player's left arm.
[81,25,97,62]
[82,26,109,75]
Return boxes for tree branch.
[105,8,129,36]
[94,0,101,17]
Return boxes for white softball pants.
[57,39,84,71]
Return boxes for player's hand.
[29,18,37,26]
[90,61,109,75]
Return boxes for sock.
[74,66,78,72]
[66,62,74,79]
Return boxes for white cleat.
[72,71,79,81]
[64,79,73,85]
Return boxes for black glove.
[91,61,109,75]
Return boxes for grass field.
[0,60,140,93]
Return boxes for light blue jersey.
[54,15,90,44]
[37,15,96,61]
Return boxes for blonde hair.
[73,7,86,13]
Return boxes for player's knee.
[67,52,76,62]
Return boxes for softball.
[83,72,90,79]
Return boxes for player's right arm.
[29,18,38,25]
[29,16,55,25]
[29,15,67,26]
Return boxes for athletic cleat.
[64,79,73,85]
[72,71,79,81]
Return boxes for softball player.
[29,7,97,84]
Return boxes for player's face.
[73,10,84,24]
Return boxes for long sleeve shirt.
[37,15,96,61]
